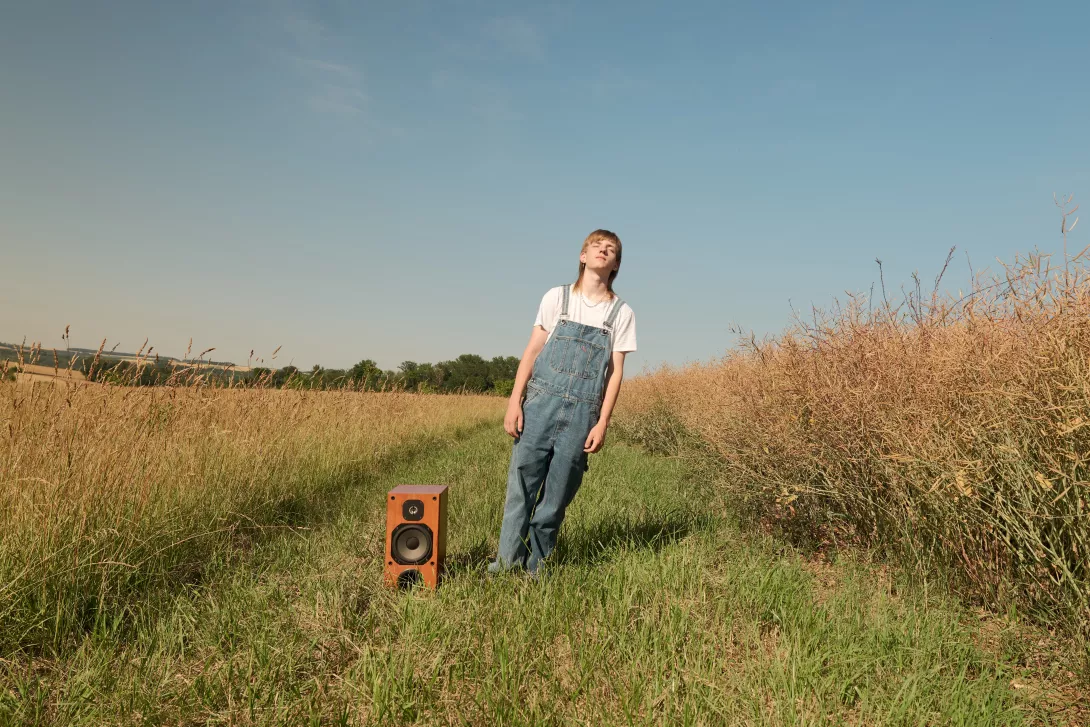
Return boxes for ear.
[580,250,587,265]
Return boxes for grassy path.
[0,425,1072,725]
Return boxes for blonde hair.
[573,229,622,298]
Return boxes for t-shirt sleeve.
[533,287,562,333]
[612,305,637,353]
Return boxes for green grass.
[0,425,1076,725]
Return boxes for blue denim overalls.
[494,285,626,573]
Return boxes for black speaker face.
[402,499,424,521]
[391,523,433,565]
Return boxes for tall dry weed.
[617,202,1090,624]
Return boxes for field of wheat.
[0,378,504,654]
[615,246,1090,628]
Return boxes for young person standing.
[490,229,637,575]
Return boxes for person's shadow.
[443,511,711,577]
[552,511,711,566]
[443,541,495,576]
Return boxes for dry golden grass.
[0,378,503,652]
[13,363,86,380]
[616,243,1090,625]
[14,373,86,386]
[12,362,88,387]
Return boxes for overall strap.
[603,296,625,330]
[559,284,571,320]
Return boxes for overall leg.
[495,438,551,568]
[525,401,595,573]
[495,393,556,569]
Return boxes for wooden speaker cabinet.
[385,484,448,589]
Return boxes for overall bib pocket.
[548,330,608,379]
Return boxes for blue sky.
[2,0,1087,373]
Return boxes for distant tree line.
[78,354,521,395]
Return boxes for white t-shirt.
[533,286,637,353]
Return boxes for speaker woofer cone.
[391,523,433,565]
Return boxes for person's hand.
[584,423,608,453]
[504,399,524,438]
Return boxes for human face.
[580,238,619,274]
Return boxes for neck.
[578,269,611,301]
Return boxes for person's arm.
[584,351,626,453]
[504,326,550,438]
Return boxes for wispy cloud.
[586,66,649,101]
[426,13,547,128]
[307,84,369,115]
[279,8,326,49]
[432,68,524,124]
[482,16,545,61]
[288,54,367,115]
[265,3,370,117]
[727,49,819,107]
[291,56,356,78]
[438,13,547,64]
